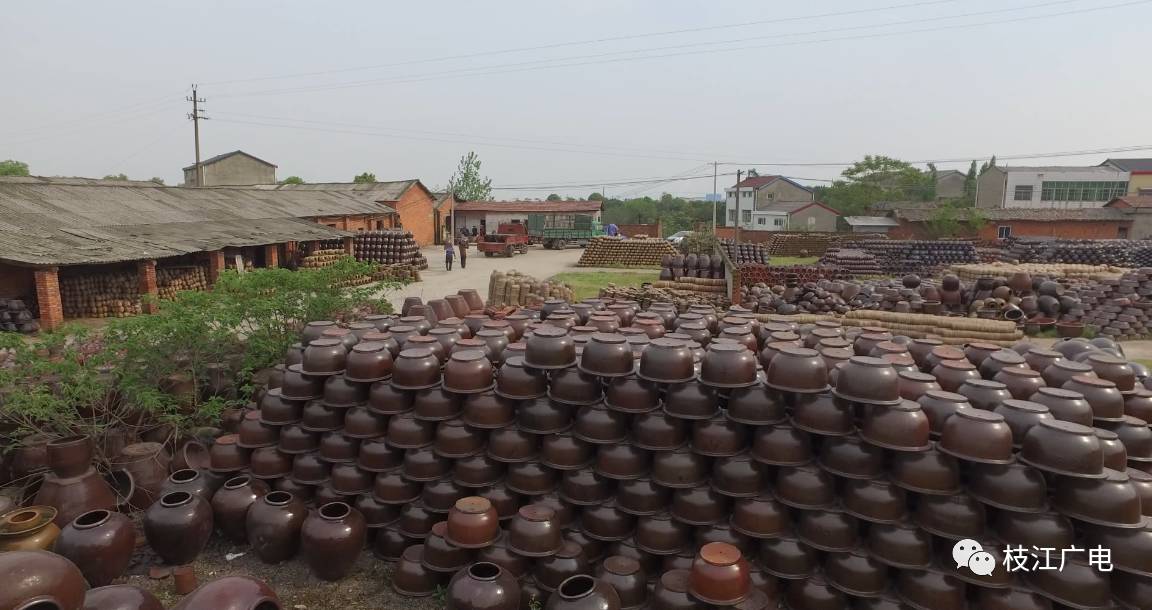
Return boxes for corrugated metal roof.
[251,180,418,201]
[0,178,361,265]
[454,200,602,213]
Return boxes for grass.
[550,270,661,300]
[770,256,820,266]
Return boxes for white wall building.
[977,166,1130,209]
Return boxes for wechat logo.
[953,539,995,576]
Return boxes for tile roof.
[759,201,841,216]
[182,150,277,171]
[844,216,899,227]
[1103,159,1152,173]
[996,166,1127,175]
[453,200,602,213]
[0,177,367,265]
[251,179,419,201]
[733,176,781,189]
[1107,195,1152,208]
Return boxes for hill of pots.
[578,237,680,268]
[10,285,1152,609]
[1003,238,1152,267]
[0,297,38,334]
[837,240,979,277]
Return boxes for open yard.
[550,270,661,300]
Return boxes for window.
[1013,185,1034,201]
[1041,181,1128,202]
[997,226,1012,239]
[807,216,816,227]
[757,217,766,225]
[742,191,752,198]
[728,210,736,222]
[1119,226,1130,239]
[774,218,785,227]
[742,210,752,223]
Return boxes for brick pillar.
[33,267,64,331]
[137,259,159,313]
[343,236,356,257]
[264,244,280,269]
[206,250,225,285]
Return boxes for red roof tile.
[453,200,602,213]
[1107,195,1152,208]
[733,176,781,189]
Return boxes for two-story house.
[724,175,814,230]
[976,166,1129,209]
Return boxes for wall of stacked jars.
[578,237,679,268]
[488,271,574,307]
[0,296,38,333]
[352,230,426,270]
[1003,238,1152,267]
[299,249,347,269]
[59,264,142,318]
[838,239,979,277]
[721,241,770,265]
[157,265,209,299]
[818,248,883,275]
[763,232,852,258]
[660,252,724,281]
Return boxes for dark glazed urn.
[446,562,522,610]
[0,550,88,610]
[211,475,270,543]
[301,502,367,581]
[81,585,165,610]
[143,491,214,565]
[169,575,282,610]
[55,509,135,587]
[246,491,308,564]
[543,575,622,610]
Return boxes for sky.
[3,0,1152,200]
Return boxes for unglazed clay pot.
[169,575,282,610]
[81,585,165,610]
[55,509,135,587]
[0,505,60,552]
[246,491,307,564]
[446,562,521,610]
[544,575,621,610]
[301,502,367,581]
[143,491,213,565]
[0,550,88,610]
[211,475,270,543]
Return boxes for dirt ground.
[125,532,443,610]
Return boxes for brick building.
[0,176,368,330]
[183,150,277,187]
[889,207,1132,241]
[452,200,602,235]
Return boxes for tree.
[149,177,165,185]
[280,176,305,185]
[819,155,935,215]
[546,194,562,201]
[353,172,377,183]
[964,160,978,202]
[0,160,29,176]
[103,174,129,181]
[588,192,605,201]
[980,155,998,175]
[446,151,493,201]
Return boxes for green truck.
[526,213,605,249]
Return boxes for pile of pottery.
[488,271,575,308]
[0,297,38,333]
[736,265,854,288]
[764,232,847,257]
[818,249,883,276]
[299,248,347,269]
[600,282,732,312]
[352,230,428,269]
[721,241,771,265]
[660,253,725,281]
[577,237,679,268]
[1003,238,1152,267]
[839,240,979,277]
[157,266,209,299]
[1064,269,1152,340]
[59,269,143,318]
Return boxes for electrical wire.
[201,0,960,86]
[0,91,188,138]
[6,102,184,147]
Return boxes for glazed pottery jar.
[246,491,307,564]
[859,400,930,452]
[938,409,1015,464]
[888,445,961,496]
[967,462,1048,513]
[508,505,563,557]
[444,351,496,394]
[0,550,88,610]
[579,334,634,378]
[535,541,591,592]
[699,343,758,388]
[446,562,521,610]
[784,575,848,609]
[596,555,647,610]
[393,545,446,596]
[210,475,270,543]
[301,338,348,376]
[34,465,118,527]
[525,326,577,370]
[549,368,604,406]
[1029,387,1093,426]
[446,496,500,549]
[865,521,932,569]
[634,511,691,555]
[47,435,95,479]
[818,435,883,480]
[112,441,171,510]
[143,491,214,565]
[160,468,223,502]
[1019,419,1106,478]
[544,575,622,610]
[651,569,699,610]
[208,434,250,473]
[931,360,981,393]
[82,585,165,610]
[834,357,900,405]
[55,509,135,587]
[301,502,367,581]
[730,494,789,539]
[169,575,282,610]
[0,506,60,552]
[344,341,394,383]
[957,379,1011,411]
[688,542,751,605]
[495,357,549,401]
[391,348,443,390]
[915,494,986,540]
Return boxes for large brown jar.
[544,575,622,610]
[246,491,308,564]
[301,501,367,581]
[47,435,95,479]
[446,562,522,610]
[688,542,751,605]
[0,506,60,551]
[211,475,270,544]
[0,550,88,610]
[82,585,165,610]
[55,509,135,587]
[34,465,118,527]
[112,442,170,510]
[169,575,282,610]
[143,491,214,565]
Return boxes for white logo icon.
[953,539,991,574]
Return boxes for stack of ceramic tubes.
[243,290,1152,610]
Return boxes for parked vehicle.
[477,223,531,257]
[527,213,605,249]
[666,230,694,245]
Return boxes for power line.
[0,91,187,138]
[6,102,183,147]
[202,0,959,86]
[212,0,1144,99]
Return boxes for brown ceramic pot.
[841,478,907,524]
[300,502,367,581]
[915,493,986,540]
[53,509,134,587]
[833,356,901,405]
[817,435,884,479]
[81,585,165,610]
[0,506,60,552]
[246,491,307,564]
[1028,386,1093,426]
[47,435,95,479]
[582,498,637,541]
[958,379,1012,411]
[938,408,1015,463]
[0,549,87,610]
[143,491,214,565]
[865,521,932,569]
[391,348,443,390]
[993,399,1054,447]
[210,475,270,543]
[888,444,961,495]
[446,496,501,549]
[898,371,941,402]
[1052,468,1145,527]
[750,423,813,466]
[302,338,348,376]
[168,575,281,610]
[1019,419,1106,478]
[559,468,613,505]
[931,359,981,393]
[994,367,1047,401]
[495,356,549,400]
[579,334,635,378]
[1063,374,1125,421]
[688,542,751,606]
[726,386,787,426]
[700,343,758,388]
[508,505,563,557]
[860,400,931,452]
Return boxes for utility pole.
[711,162,718,233]
[186,85,208,187]
[734,170,744,243]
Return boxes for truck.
[476,223,531,257]
[527,213,605,249]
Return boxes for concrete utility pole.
[734,170,744,243]
[186,85,208,186]
[711,162,718,233]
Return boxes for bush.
[679,232,720,255]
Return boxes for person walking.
[457,238,468,269]
[444,241,455,271]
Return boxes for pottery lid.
[999,399,1049,415]
[999,368,1041,379]
[1038,418,1095,435]
[923,390,967,403]
[899,371,936,382]
[699,542,742,566]
[938,360,976,371]
[455,496,493,514]
[954,408,1004,423]
[450,350,487,363]
[590,333,627,345]
[533,326,568,339]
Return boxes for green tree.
[546,194,562,201]
[0,160,30,176]
[965,161,978,199]
[149,177,165,185]
[980,155,998,175]
[587,192,605,201]
[818,155,935,215]
[103,173,129,181]
[353,172,377,183]
[280,176,305,185]
[446,151,493,201]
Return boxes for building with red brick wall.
[0,177,355,330]
[889,207,1132,241]
[254,180,442,245]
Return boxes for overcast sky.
[3,0,1151,199]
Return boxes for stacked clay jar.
[20,286,1152,609]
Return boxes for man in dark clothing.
[457,238,468,269]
